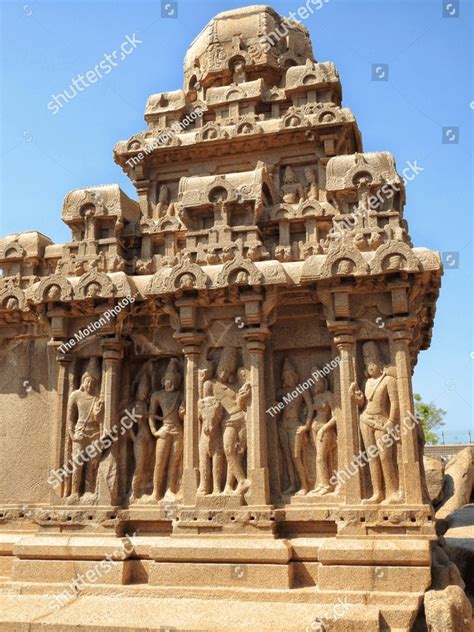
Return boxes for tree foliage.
[414,393,446,445]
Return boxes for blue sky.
[1,0,472,441]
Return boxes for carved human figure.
[240,122,252,134]
[278,358,312,495]
[47,284,61,301]
[5,297,19,311]
[231,58,246,84]
[304,166,319,201]
[178,273,195,289]
[336,259,354,275]
[235,270,249,285]
[147,358,185,501]
[66,359,103,503]
[350,341,400,504]
[83,206,96,240]
[308,369,337,495]
[156,185,170,218]
[197,380,224,495]
[86,282,101,298]
[385,254,403,271]
[129,371,154,503]
[206,347,251,496]
[281,167,304,204]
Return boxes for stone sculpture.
[278,358,312,495]
[66,358,103,503]
[197,379,224,495]
[351,341,400,504]
[0,6,450,630]
[146,358,184,501]
[204,347,250,496]
[129,370,154,503]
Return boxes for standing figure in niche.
[304,166,319,201]
[350,341,400,504]
[129,371,154,503]
[278,358,312,495]
[308,368,337,495]
[155,184,170,219]
[197,380,224,495]
[281,167,304,204]
[67,358,103,503]
[83,206,96,241]
[205,347,251,496]
[146,358,185,502]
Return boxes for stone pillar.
[243,327,271,506]
[135,179,150,218]
[96,339,124,505]
[50,351,71,501]
[387,318,424,505]
[328,322,363,504]
[174,332,204,505]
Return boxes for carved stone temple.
[0,6,449,631]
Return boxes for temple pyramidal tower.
[0,6,449,631]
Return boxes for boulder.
[423,455,445,505]
[424,585,473,632]
[436,447,474,519]
[445,505,474,594]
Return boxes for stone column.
[174,332,204,505]
[50,351,71,501]
[96,339,124,505]
[243,327,271,506]
[327,322,363,504]
[387,318,424,505]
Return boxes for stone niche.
[0,5,446,631]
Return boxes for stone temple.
[1,4,467,631]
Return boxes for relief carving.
[66,358,104,504]
[350,341,400,504]
[146,358,184,502]
[201,347,251,496]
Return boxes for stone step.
[0,593,389,631]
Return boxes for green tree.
[413,393,446,445]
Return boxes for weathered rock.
[436,447,474,519]
[445,505,474,594]
[424,455,445,505]
[424,585,473,632]
[431,539,465,590]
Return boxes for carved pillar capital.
[243,325,270,349]
[327,321,357,350]
[174,331,205,352]
[101,338,124,361]
[386,317,417,341]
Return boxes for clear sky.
[1,0,472,441]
